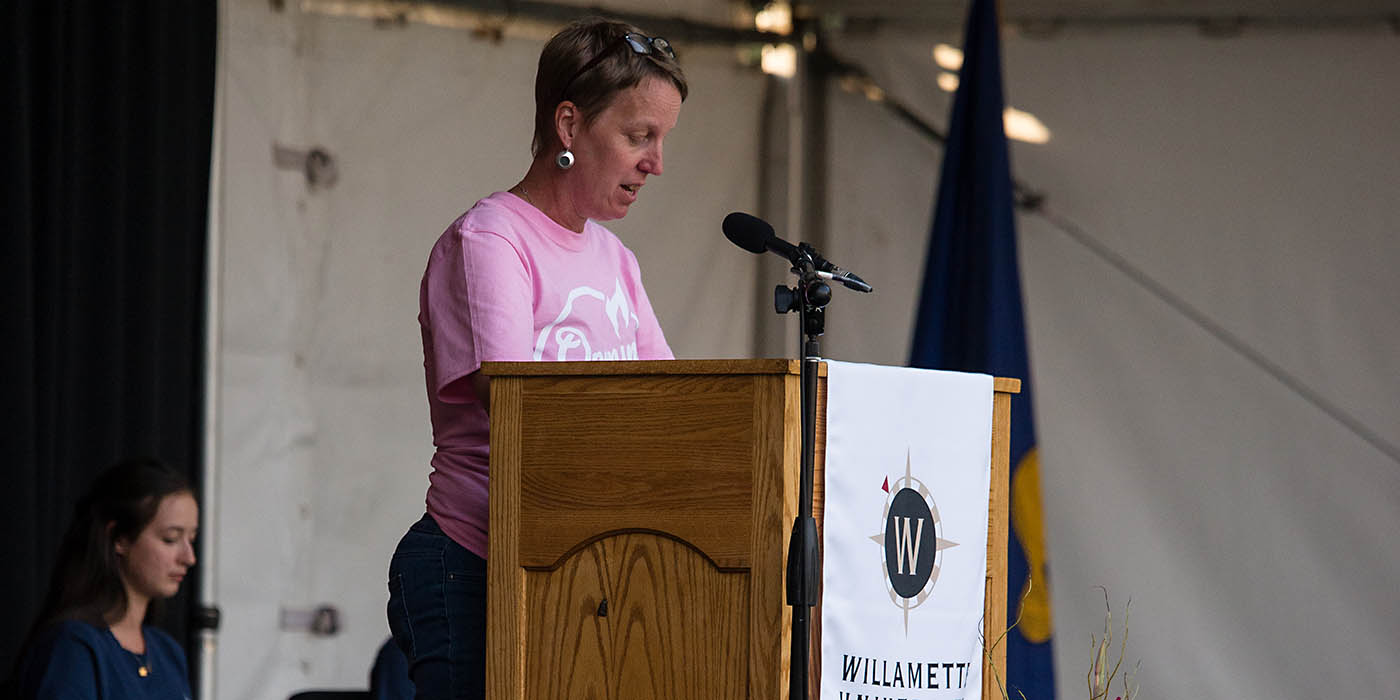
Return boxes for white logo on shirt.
[533,279,641,361]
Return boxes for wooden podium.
[482,359,1018,700]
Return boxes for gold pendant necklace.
[135,651,150,677]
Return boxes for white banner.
[821,361,994,700]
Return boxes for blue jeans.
[386,514,487,700]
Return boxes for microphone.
[722,212,800,263]
[722,212,873,293]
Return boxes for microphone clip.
[796,242,873,293]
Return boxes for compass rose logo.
[869,450,959,633]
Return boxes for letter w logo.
[894,517,925,575]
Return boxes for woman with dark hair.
[386,16,688,700]
[12,458,198,699]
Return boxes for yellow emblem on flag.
[1011,447,1053,643]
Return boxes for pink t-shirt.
[419,191,673,557]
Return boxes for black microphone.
[722,212,872,293]
[722,212,802,263]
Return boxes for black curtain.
[2,0,217,679]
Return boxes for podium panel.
[524,534,748,698]
[483,360,820,700]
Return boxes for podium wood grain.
[984,379,1018,700]
[524,534,749,699]
[485,361,817,700]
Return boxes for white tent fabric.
[215,1,1399,698]
[828,27,1400,700]
[1010,30,1400,699]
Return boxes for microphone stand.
[776,245,831,700]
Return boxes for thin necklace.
[516,185,533,204]
[111,626,151,677]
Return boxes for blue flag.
[908,0,1056,698]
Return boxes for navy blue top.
[17,620,191,700]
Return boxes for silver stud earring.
[555,148,575,170]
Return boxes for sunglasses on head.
[558,32,677,103]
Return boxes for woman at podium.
[385,17,687,700]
